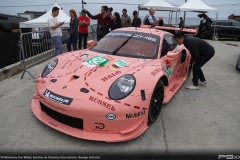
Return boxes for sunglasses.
[123,13,126,14]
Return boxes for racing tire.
[148,80,164,124]
[236,61,240,71]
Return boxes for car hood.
[48,50,155,95]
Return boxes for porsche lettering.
[107,33,157,42]
[89,96,115,111]
[101,71,121,82]
[126,110,145,119]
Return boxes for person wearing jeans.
[174,32,215,90]
[78,10,90,49]
[51,36,63,56]
[67,9,79,52]
[47,6,64,56]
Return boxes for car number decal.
[83,55,109,68]
[114,60,129,68]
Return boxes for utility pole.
[82,0,84,10]
[183,0,187,27]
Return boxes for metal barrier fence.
[20,25,97,79]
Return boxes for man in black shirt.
[174,32,215,90]
[0,23,20,33]
[131,11,141,27]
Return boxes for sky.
[0,0,240,20]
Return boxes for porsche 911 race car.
[31,26,195,142]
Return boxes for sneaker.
[199,81,207,85]
[185,84,199,90]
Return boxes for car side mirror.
[87,40,97,48]
[167,51,179,58]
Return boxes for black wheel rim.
[150,84,164,119]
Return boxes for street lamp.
[82,0,87,10]
[183,0,187,26]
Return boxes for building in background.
[228,14,240,22]
[17,11,46,20]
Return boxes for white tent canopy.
[20,2,70,28]
[178,0,218,13]
[139,0,178,11]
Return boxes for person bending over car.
[174,32,215,90]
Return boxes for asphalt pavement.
[0,39,240,158]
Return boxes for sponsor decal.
[137,59,147,62]
[80,54,89,58]
[82,54,109,68]
[92,123,108,132]
[101,70,121,82]
[126,110,145,119]
[169,83,179,92]
[106,113,116,120]
[151,68,162,76]
[36,79,46,84]
[107,32,157,42]
[164,60,174,77]
[114,60,129,68]
[60,60,71,69]
[89,96,115,111]
[109,60,129,70]
[43,89,73,106]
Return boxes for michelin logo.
[43,89,73,106]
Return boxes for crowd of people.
[47,6,166,56]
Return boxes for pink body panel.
[31,27,191,142]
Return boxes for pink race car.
[31,27,194,142]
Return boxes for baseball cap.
[133,11,138,15]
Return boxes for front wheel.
[148,80,164,124]
[236,61,240,70]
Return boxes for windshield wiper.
[112,33,135,55]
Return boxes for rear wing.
[140,24,198,35]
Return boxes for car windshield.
[233,22,240,27]
[90,31,160,59]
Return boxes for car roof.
[213,19,240,23]
[114,27,169,37]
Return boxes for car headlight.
[41,58,58,78]
[108,74,136,100]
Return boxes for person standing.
[84,6,111,41]
[0,23,20,33]
[110,12,121,31]
[131,11,141,27]
[78,10,90,49]
[143,8,162,27]
[121,8,131,28]
[107,7,113,19]
[179,17,184,28]
[197,20,203,38]
[67,9,79,52]
[174,32,215,90]
[47,6,64,56]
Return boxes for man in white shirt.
[47,6,64,56]
[143,8,162,27]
